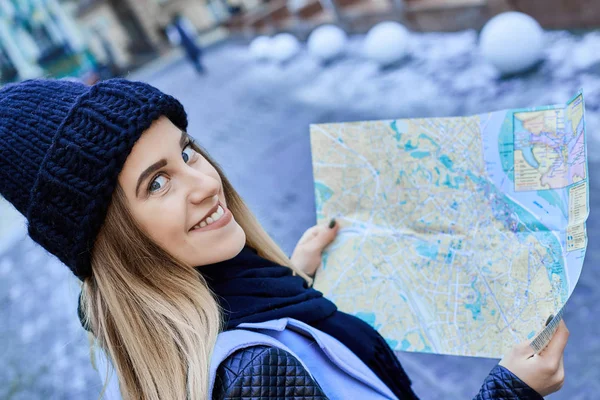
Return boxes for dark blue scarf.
[200,246,419,400]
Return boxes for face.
[118,116,246,267]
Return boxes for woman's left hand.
[291,219,340,278]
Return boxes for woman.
[0,78,568,400]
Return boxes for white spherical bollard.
[249,36,272,61]
[479,12,545,75]
[270,33,301,63]
[307,25,348,62]
[363,22,410,66]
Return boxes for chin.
[224,225,247,258]
[193,224,246,266]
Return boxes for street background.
[1,0,599,399]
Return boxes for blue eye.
[149,175,168,193]
[182,146,195,163]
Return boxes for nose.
[183,168,220,205]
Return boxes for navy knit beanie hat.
[0,78,187,280]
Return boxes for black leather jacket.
[212,346,544,400]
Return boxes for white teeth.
[192,205,226,230]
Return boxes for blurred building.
[74,0,249,71]
[496,0,600,29]
[221,0,600,35]
[1,0,597,83]
[0,0,95,83]
[0,0,245,83]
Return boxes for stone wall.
[353,0,600,33]
[508,0,600,29]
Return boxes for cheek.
[137,201,185,245]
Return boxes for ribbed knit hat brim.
[0,78,188,279]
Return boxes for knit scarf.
[199,246,419,400]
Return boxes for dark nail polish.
[329,218,336,229]
[545,314,554,327]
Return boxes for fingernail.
[545,314,554,327]
[329,218,336,229]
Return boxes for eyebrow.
[135,130,188,197]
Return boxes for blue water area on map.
[521,147,539,169]
[513,117,529,149]
[391,120,402,142]
[536,189,569,220]
[419,333,433,352]
[356,312,377,326]
[498,113,515,181]
[419,133,440,149]
[416,241,439,260]
[401,339,411,351]
[465,278,484,320]
[315,182,333,203]
[514,117,540,168]
[405,140,417,151]
[411,151,431,159]
[439,155,454,170]
[442,174,465,189]
[322,252,329,270]
[314,182,334,219]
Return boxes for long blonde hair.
[79,143,310,399]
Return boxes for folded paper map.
[310,92,587,358]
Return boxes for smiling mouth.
[190,203,226,231]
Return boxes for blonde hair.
[79,143,310,399]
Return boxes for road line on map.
[476,266,519,341]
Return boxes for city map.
[310,92,587,358]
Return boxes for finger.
[552,355,565,390]
[513,340,536,358]
[327,218,338,230]
[558,353,564,373]
[300,218,339,243]
[539,320,569,360]
[297,226,320,245]
[305,225,337,252]
[320,219,339,243]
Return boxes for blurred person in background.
[167,13,206,75]
[0,78,569,400]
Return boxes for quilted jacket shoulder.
[474,365,544,400]
[212,344,543,400]
[213,345,329,400]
